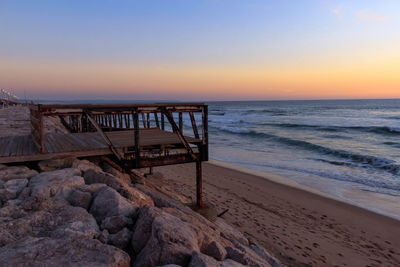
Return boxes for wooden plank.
[87,113,123,160]
[189,112,199,139]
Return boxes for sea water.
[206,99,400,219]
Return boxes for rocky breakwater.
[0,158,283,267]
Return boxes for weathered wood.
[163,110,197,161]
[86,113,123,160]
[141,113,146,128]
[161,113,165,130]
[189,112,199,139]
[179,112,183,134]
[154,112,160,128]
[133,110,140,167]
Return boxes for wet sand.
[154,161,400,267]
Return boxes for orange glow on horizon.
[1,56,399,100]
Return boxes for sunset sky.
[1,0,399,101]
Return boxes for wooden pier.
[0,103,208,206]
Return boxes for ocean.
[206,99,400,219]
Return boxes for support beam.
[86,112,123,160]
[163,109,197,160]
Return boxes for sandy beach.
[154,161,400,267]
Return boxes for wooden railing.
[29,105,45,153]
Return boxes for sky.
[0,0,399,101]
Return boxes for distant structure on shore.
[0,89,20,108]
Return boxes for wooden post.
[189,112,199,139]
[202,106,209,161]
[196,160,203,207]
[133,110,140,168]
[154,112,160,128]
[179,112,183,134]
[141,113,146,128]
[161,113,165,130]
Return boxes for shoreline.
[209,159,400,222]
[155,160,400,266]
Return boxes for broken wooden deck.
[0,102,209,206]
[0,128,201,164]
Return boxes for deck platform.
[0,128,200,164]
[0,102,208,206]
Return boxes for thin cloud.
[356,9,389,23]
[332,6,343,18]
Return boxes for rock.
[134,212,200,267]
[188,251,220,267]
[249,243,283,267]
[0,180,4,189]
[73,159,103,174]
[0,236,130,267]
[89,186,138,223]
[131,206,163,254]
[108,227,132,250]
[203,240,227,261]
[85,169,154,207]
[0,198,100,246]
[159,265,182,267]
[98,229,109,244]
[100,161,131,184]
[134,184,189,211]
[79,183,107,194]
[221,259,245,267]
[226,247,271,267]
[101,215,133,234]
[17,187,31,201]
[29,168,84,200]
[0,188,16,203]
[0,166,37,182]
[38,157,76,172]
[67,189,92,210]
[84,169,123,189]
[0,163,6,170]
[4,178,28,195]
[214,218,249,246]
[0,178,29,203]
[162,207,232,251]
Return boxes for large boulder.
[38,157,76,172]
[0,166,37,182]
[72,159,103,174]
[0,178,28,203]
[4,179,28,195]
[131,206,163,254]
[89,186,138,223]
[0,198,99,246]
[0,236,130,267]
[188,251,220,267]
[67,189,92,210]
[203,240,227,261]
[108,227,132,250]
[214,218,249,246]
[133,212,200,267]
[29,168,84,200]
[225,246,272,267]
[85,169,154,207]
[100,161,131,184]
[101,215,133,234]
